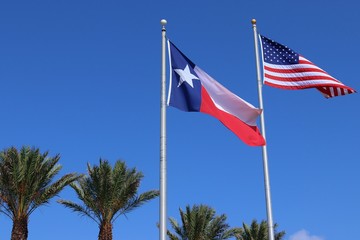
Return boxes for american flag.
[259,35,356,98]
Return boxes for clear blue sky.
[0,1,359,240]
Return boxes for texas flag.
[167,40,265,146]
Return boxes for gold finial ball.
[251,19,257,24]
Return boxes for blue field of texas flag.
[167,40,265,146]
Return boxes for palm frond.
[57,199,100,224]
[114,190,159,220]
[29,173,80,216]
[236,220,285,240]
[0,146,80,220]
[167,204,235,240]
[59,159,159,229]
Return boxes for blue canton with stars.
[260,35,299,65]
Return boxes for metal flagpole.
[251,19,275,240]
[160,19,167,240]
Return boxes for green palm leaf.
[0,146,80,240]
[168,204,237,240]
[58,159,159,240]
[235,219,285,240]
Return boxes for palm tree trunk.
[11,216,28,240]
[98,221,113,240]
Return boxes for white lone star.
[174,64,199,88]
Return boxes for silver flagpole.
[160,19,167,240]
[251,19,275,240]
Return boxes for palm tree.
[167,204,238,240]
[0,146,80,240]
[58,159,159,240]
[235,219,285,240]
